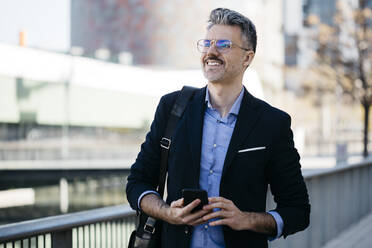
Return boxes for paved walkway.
[322,212,372,248]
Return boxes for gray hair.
[207,8,257,53]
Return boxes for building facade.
[71,0,285,88]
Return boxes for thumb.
[170,198,184,208]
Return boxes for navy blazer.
[126,86,310,248]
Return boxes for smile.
[205,59,223,66]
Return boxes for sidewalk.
[322,212,372,248]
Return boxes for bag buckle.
[144,223,156,234]
[160,137,171,149]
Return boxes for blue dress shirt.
[138,87,283,247]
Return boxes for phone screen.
[182,188,208,212]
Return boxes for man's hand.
[166,198,210,226]
[140,194,211,226]
[202,197,277,236]
[202,197,249,230]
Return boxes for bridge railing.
[1,159,372,248]
[0,205,136,248]
[268,158,372,248]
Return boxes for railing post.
[52,230,72,248]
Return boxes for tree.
[307,0,372,157]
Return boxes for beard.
[202,66,225,82]
[202,55,226,82]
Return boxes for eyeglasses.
[197,39,250,53]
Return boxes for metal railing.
[1,159,372,248]
[0,205,136,248]
[269,158,372,248]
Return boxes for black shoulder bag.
[128,86,198,248]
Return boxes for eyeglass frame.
[197,39,251,53]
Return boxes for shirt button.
[213,144,217,148]
[204,224,208,229]
[210,170,214,174]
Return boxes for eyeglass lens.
[198,39,232,52]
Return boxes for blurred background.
[0,0,371,241]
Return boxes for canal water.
[0,173,130,225]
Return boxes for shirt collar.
[205,86,244,116]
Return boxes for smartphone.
[182,188,208,212]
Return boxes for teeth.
[207,60,222,66]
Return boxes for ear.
[243,51,255,68]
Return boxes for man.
[126,8,310,248]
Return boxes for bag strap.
[157,86,198,197]
[140,86,198,238]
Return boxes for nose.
[206,41,220,55]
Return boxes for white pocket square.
[238,146,266,153]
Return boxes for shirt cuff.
[137,190,160,210]
[267,211,284,241]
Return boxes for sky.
[0,0,70,52]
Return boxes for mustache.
[204,56,223,64]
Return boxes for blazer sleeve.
[126,92,177,211]
[266,113,310,238]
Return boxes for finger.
[182,209,210,224]
[170,198,184,208]
[208,197,231,203]
[189,217,208,226]
[203,202,230,211]
[188,209,212,224]
[191,209,211,219]
[202,210,228,221]
[182,199,201,214]
[209,218,228,226]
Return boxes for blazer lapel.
[222,88,264,177]
[186,86,207,186]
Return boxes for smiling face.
[201,24,254,85]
